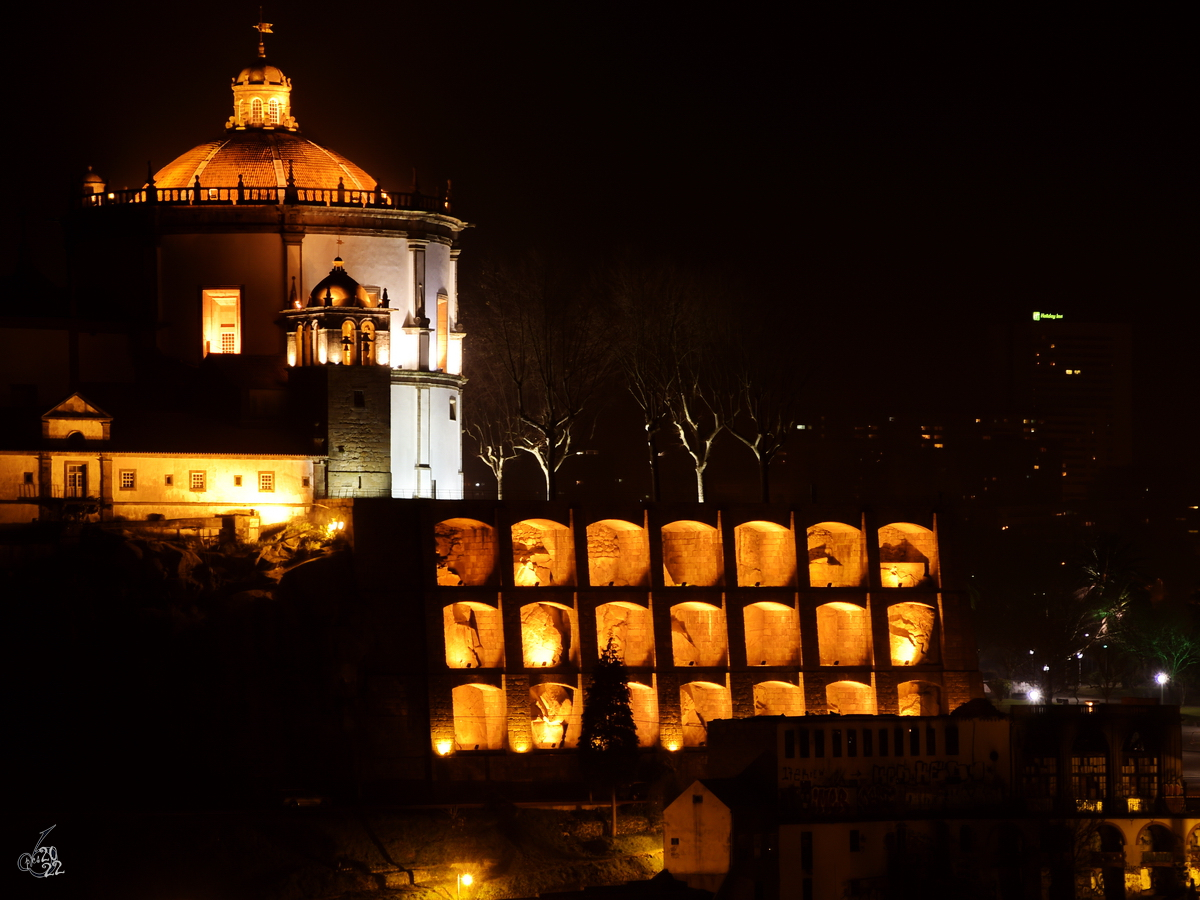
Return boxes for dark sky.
[9,3,1195,487]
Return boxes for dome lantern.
[226,17,299,132]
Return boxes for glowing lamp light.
[1156,672,1169,685]
[435,739,453,756]
[511,741,530,753]
[1028,688,1043,703]
[665,741,680,752]
[460,874,473,887]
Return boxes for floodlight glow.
[1028,688,1043,703]
[1156,672,1169,685]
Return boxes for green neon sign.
[1032,311,1064,321]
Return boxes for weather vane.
[254,8,274,57]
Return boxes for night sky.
[9,3,1195,489]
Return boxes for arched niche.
[754,681,805,717]
[512,518,576,586]
[897,680,941,716]
[734,521,796,587]
[530,682,578,749]
[744,601,800,666]
[451,683,505,750]
[1085,823,1126,894]
[680,681,731,747]
[1187,824,1200,888]
[443,602,504,668]
[671,601,728,667]
[888,602,939,665]
[806,522,865,588]
[596,601,654,667]
[521,602,578,668]
[826,680,877,716]
[586,519,650,587]
[661,520,723,587]
[435,518,496,586]
[816,601,872,666]
[878,522,939,588]
[629,682,659,747]
[1137,824,1181,894]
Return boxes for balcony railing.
[1141,851,1176,866]
[1090,851,1125,867]
[82,185,452,213]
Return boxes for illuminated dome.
[153,130,376,190]
[308,258,376,308]
[235,61,289,85]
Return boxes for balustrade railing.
[82,185,450,212]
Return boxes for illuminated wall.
[671,602,728,667]
[452,683,505,750]
[512,518,576,586]
[816,602,872,666]
[897,680,940,716]
[878,523,939,588]
[442,602,504,668]
[754,680,805,716]
[521,602,577,667]
[629,682,659,747]
[806,522,865,588]
[826,680,877,716]
[586,519,650,587]
[744,601,800,666]
[435,517,496,586]
[595,601,654,667]
[662,520,723,587]
[888,602,938,665]
[734,521,796,587]
[680,681,731,747]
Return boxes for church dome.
[308,258,375,308]
[153,129,376,191]
[235,60,288,85]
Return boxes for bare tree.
[473,255,611,500]
[726,330,806,503]
[463,355,522,499]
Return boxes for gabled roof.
[41,392,112,422]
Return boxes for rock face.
[530,683,577,748]
[434,520,495,586]
[585,522,650,587]
[897,680,941,716]
[596,602,654,667]
[670,604,728,667]
[888,602,938,665]
[521,602,573,667]
[443,602,504,668]
[511,522,575,586]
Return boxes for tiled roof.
[154,130,375,191]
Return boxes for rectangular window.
[66,463,86,498]
[800,832,813,873]
[909,726,920,756]
[190,471,206,492]
[879,728,889,757]
[945,724,960,756]
[202,288,241,356]
[797,728,810,759]
[813,729,825,758]
[436,293,449,371]
[894,727,904,757]
[119,470,136,490]
[863,728,872,757]
[258,472,274,492]
[449,395,457,421]
[926,725,937,755]
[850,829,862,852]
[832,729,842,758]
[847,728,858,758]
[164,474,173,486]
[784,730,795,759]
[302,476,310,488]
[353,390,366,408]
[23,472,34,484]
[692,794,703,804]
[234,475,243,487]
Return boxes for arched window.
[250,98,263,125]
[267,98,280,124]
[361,320,376,366]
[236,99,244,125]
[341,320,358,365]
[294,322,306,366]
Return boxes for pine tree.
[579,637,639,835]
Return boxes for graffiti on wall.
[779,760,1003,813]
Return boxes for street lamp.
[457,872,473,900]
[1156,671,1169,704]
